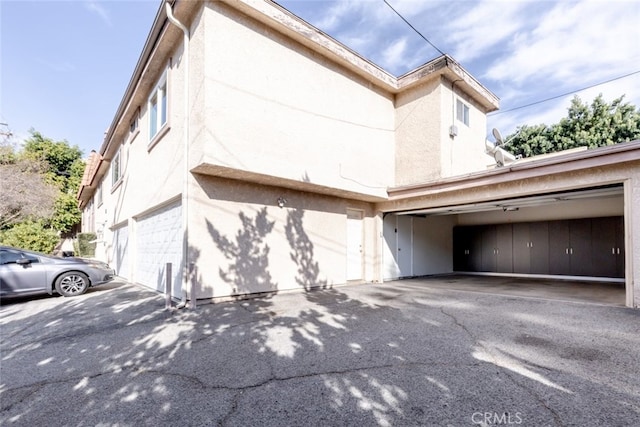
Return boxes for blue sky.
[2,0,639,156]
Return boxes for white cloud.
[84,0,112,27]
[485,1,640,85]
[448,1,531,63]
[381,38,408,68]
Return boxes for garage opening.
[382,184,626,305]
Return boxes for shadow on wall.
[285,206,327,291]
[206,207,277,295]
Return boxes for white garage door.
[136,201,182,298]
[111,224,130,280]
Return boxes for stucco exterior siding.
[196,2,394,199]
[394,78,491,186]
[189,175,377,299]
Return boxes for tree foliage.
[505,95,640,158]
[0,221,60,254]
[0,131,85,252]
[0,142,58,228]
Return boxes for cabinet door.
[512,223,530,273]
[496,224,513,273]
[453,227,469,271]
[549,220,570,275]
[530,221,549,274]
[468,226,483,271]
[570,219,592,276]
[616,217,625,278]
[481,225,497,272]
[453,226,482,272]
[591,217,618,277]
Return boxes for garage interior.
[382,184,626,306]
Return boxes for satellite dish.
[492,128,504,146]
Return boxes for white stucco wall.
[195,2,394,199]
[189,175,378,299]
[439,83,493,177]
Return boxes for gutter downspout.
[165,1,195,309]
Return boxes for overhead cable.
[489,70,640,115]
[382,0,445,56]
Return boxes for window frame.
[96,181,103,207]
[148,69,168,146]
[111,148,122,189]
[456,98,470,127]
[129,110,140,143]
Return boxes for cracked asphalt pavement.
[1,279,639,426]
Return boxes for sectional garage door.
[111,224,130,280]
[135,201,183,298]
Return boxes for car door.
[0,249,47,296]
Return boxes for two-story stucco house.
[78,0,640,308]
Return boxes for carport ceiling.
[396,185,623,216]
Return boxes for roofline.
[96,0,499,158]
[386,140,640,202]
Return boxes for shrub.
[0,221,60,253]
[75,232,97,257]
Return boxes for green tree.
[22,130,85,234]
[505,95,640,158]
[0,141,58,228]
[0,131,85,252]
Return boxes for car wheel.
[55,272,89,297]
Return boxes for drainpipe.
[165,1,195,309]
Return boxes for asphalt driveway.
[1,279,639,426]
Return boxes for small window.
[129,114,139,135]
[456,99,470,126]
[111,150,121,186]
[149,71,168,140]
[96,182,103,206]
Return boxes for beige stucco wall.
[88,21,192,267]
[439,82,493,177]
[188,174,378,299]
[193,2,394,200]
[394,79,443,184]
[394,77,491,186]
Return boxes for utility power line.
[381,0,638,118]
[489,70,640,115]
[382,0,445,56]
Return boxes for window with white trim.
[130,113,139,135]
[111,149,121,186]
[96,182,103,206]
[456,99,470,126]
[149,71,167,140]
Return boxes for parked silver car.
[0,246,115,298]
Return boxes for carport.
[377,141,640,308]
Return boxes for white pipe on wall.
[165,1,194,309]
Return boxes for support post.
[165,262,172,310]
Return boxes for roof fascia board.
[98,0,173,157]
[388,140,640,200]
[223,0,398,91]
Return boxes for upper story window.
[96,182,103,206]
[111,149,121,187]
[129,112,139,142]
[456,99,470,126]
[149,71,168,140]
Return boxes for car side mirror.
[16,258,32,266]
